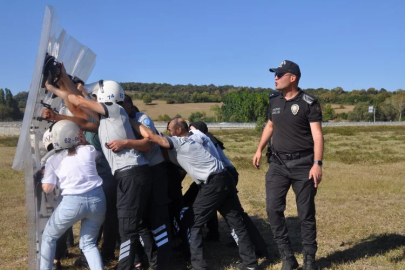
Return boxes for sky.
[0,0,404,95]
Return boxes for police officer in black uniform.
[253,60,324,270]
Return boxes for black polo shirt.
[267,90,322,153]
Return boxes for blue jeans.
[40,186,106,270]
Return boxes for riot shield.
[12,6,96,269]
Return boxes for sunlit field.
[124,94,221,121]
[1,125,404,269]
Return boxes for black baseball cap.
[269,60,301,78]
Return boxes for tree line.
[0,89,26,121]
[2,83,405,123]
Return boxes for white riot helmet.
[96,80,124,104]
[42,128,53,151]
[51,120,81,150]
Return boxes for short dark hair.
[124,94,139,113]
[124,94,133,105]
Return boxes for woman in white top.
[40,120,106,270]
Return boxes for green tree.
[391,90,405,121]
[323,104,336,122]
[378,100,397,121]
[4,88,14,106]
[0,88,23,120]
[143,94,153,105]
[0,89,4,105]
[0,105,13,120]
[18,100,26,109]
[210,104,222,122]
[348,102,373,122]
[221,91,268,122]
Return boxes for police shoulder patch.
[302,94,316,105]
[142,117,151,127]
[269,92,280,99]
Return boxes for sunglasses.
[275,73,287,78]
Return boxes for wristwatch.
[314,160,323,166]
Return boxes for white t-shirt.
[42,145,103,195]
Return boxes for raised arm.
[57,64,91,120]
[44,67,89,120]
[43,109,99,133]
[68,94,105,119]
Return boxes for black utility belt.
[276,150,313,160]
[114,164,148,178]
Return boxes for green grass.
[0,136,19,147]
[1,126,405,269]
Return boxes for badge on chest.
[291,104,299,115]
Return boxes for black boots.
[279,248,298,270]
[302,252,316,270]
[279,248,316,270]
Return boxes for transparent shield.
[12,6,97,269]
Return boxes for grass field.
[1,126,405,269]
[125,94,221,121]
[330,104,355,114]
[123,99,353,122]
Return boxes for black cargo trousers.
[115,165,152,270]
[181,171,257,270]
[265,153,317,255]
[99,170,119,259]
[135,162,173,270]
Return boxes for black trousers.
[166,162,187,236]
[135,162,173,270]
[116,165,152,270]
[266,154,317,255]
[181,172,257,270]
[100,171,119,258]
[183,168,268,258]
[205,166,239,237]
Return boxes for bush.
[143,94,153,105]
[189,112,204,122]
[255,116,266,132]
[157,114,171,122]
[229,115,240,123]
[323,104,336,122]
[337,112,348,120]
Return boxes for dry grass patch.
[1,126,405,269]
[123,96,222,121]
[330,104,355,114]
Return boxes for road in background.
[1,121,405,136]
